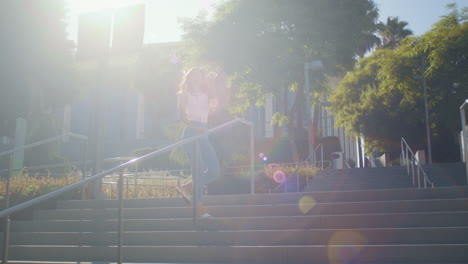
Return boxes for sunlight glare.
[298,196,316,214]
[67,0,144,13]
[273,170,286,183]
[328,231,368,264]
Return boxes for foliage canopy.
[330,5,468,161]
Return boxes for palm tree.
[377,16,413,49]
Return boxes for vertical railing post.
[192,141,199,226]
[320,145,324,170]
[416,161,421,188]
[400,140,404,166]
[117,170,124,264]
[2,153,13,264]
[81,139,88,200]
[417,166,421,188]
[296,164,300,192]
[250,125,255,194]
[134,163,138,199]
[406,147,410,175]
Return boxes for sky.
[65,0,468,44]
[65,0,218,44]
[373,0,467,36]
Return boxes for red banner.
[309,120,315,145]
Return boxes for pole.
[461,101,468,184]
[422,58,432,164]
[192,141,199,226]
[2,153,13,264]
[304,63,313,163]
[134,163,138,198]
[81,140,88,200]
[93,54,109,200]
[250,125,255,194]
[117,170,124,264]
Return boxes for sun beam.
[66,0,144,14]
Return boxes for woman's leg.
[182,125,219,217]
[182,126,205,197]
[197,135,220,201]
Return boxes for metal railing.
[460,99,468,184]
[269,151,314,193]
[400,138,434,188]
[264,145,328,193]
[272,161,311,193]
[0,132,88,264]
[311,144,329,169]
[0,118,253,264]
[101,170,190,199]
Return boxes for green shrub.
[255,164,320,193]
[0,172,82,209]
[101,177,184,199]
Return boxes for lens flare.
[273,170,286,183]
[328,231,368,264]
[265,163,280,180]
[259,152,265,158]
[298,196,316,214]
[169,55,180,64]
[262,156,268,161]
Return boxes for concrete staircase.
[1,183,468,263]
[306,166,413,191]
[306,164,467,192]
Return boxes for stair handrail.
[0,118,253,219]
[400,138,434,188]
[0,132,89,207]
[271,143,330,193]
[312,143,327,169]
[272,152,314,193]
[0,132,88,264]
[0,118,253,264]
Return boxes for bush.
[0,172,82,209]
[255,164,320,193]
[101,178,183,199]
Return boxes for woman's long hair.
[177,68,204,95]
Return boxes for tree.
[180,0,381,161]
[377,16,413,49]
[0,0,76,141]
[330,5,468,162]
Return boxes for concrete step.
[312,173,411,179]
[306,183,412,191]
[35,198,468,220]
[4,227,468,247]
[57,186,468,209]
[10,211,468,232]
[423,162,467,186]
[309,177,411,183]
[6,244,468,263]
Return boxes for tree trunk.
[285,86,300,162]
